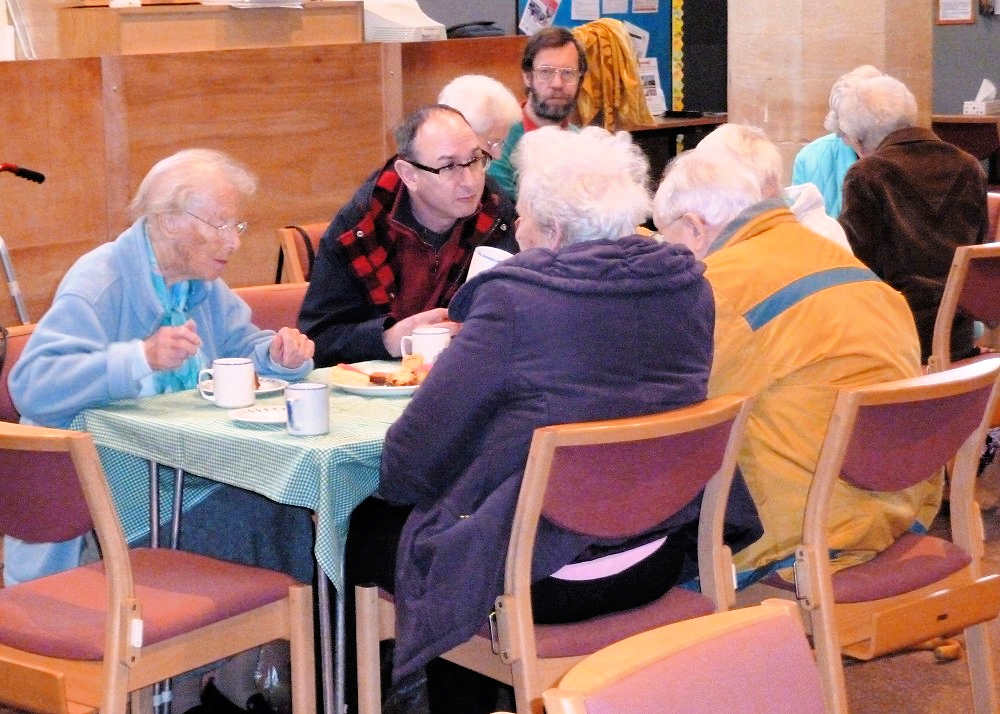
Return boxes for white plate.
[229,405,287,424]
[201,377,289,396]
[328,361,419,397]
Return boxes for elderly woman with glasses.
[341,125,761,713]
[6,148,316,588]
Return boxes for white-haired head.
[824,64,884,135]
[653,147,762,259]
[438,74,522,158]
[695,124,783,198]
[836,74,918,156]
[513,126,651,249]
[129,148,257,221]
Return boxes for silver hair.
[437,74,522,137]
[824,64,884,135]
[836,75,918,155]
[695,124,783,198]
[653,147,763,232]
[129,148,257,221]
[513,126,651,247]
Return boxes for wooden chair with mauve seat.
[0,421,317,714]
[275,223,325,284]
[792,359,1000,713]
[929,242,1000,378]
[356,394,753,714]
[541,599,825,714]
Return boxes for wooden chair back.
[233,282,308,333]
[987,191,1000,242]
[542,600,825,714]
[357,394,754,714]
[0,324,35,423]
[795,358,1000,713]
[276,224,326,283]
[0,422,317,714]
[929,242,1000,375]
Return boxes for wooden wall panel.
[0,36,529,324]
[103,43,391,289]
[400,35,529,114]
[0,58,107,326]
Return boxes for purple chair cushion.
[0,548,297,660]
[534,586,714,658]
[831,532,971,603]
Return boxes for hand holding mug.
[382,307,451,357]
[400,326,451,365]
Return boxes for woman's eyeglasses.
[185,210,249,236]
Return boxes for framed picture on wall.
[937,0,976,23]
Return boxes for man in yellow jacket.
[653,143,940,586]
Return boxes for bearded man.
[486,26,587,201]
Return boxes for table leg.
[171,468,184,549]
[317,572,339,714]
[337,587,346,714]
[149,461,159,548]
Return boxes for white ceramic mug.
[466,245,513,282]
[285,382,330,436]
[198,357,255,408]
[400,326,451,365]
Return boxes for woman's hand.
[270,327,315,368]
[145,319,201,371]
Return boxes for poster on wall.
[519,0,560,34]
[633,0,658,12]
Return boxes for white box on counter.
[963,100,1000,115]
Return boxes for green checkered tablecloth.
[69,365,410,590]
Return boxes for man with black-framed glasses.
[299,104,518,367]
[486,26,587,202]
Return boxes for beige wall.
[728,0,934,184]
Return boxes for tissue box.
[963,100,1000,115]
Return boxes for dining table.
[69,363,412,714]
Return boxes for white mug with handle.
[466,245,513,282]
[400,326,451,365]
[285,382,330,436]
[198,357,255,408]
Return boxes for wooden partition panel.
[1,36,530,325]
[400,35,529,114]
[0,58,108,326]
[107,42,397,291]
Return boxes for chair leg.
[355,585,383,714]
[807,610,850,714]
[288,585,317,714]
[964,621,1000,714]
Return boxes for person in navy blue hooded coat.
[342,126,762,712]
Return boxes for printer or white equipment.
[360,0,446,42]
